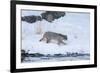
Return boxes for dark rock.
[21,16,42,23]
[41,11,65,22]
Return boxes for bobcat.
[39,31,67,45]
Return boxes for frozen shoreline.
[22,55,90,63]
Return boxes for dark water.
[22,56,90,63]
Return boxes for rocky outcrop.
[21,11,65,23]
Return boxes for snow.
[21,10,44,17]
[21,11,90,54]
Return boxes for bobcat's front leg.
[58,40,66,45]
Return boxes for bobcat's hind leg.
[46,39,50,43]
[39,38,43,41]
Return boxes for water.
[22,56,90,63]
